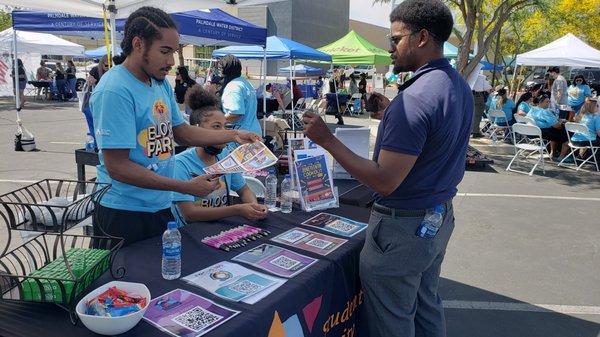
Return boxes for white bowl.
[76,281,151,336]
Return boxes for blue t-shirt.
[571,114,600,142]
[567,84,591,107]
[488,96,515,122]
[517,101,531,114]
[373,58,473,210]
[91,65,185,212]
[222,76,261,136]
[171,148,246,226]
[527,107,558,129]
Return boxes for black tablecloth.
[0,182,370,337]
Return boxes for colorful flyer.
[203,142,277,174]
[271,228,347,256]
[182,261,285,304]
[294,154,337,211]
[232,244,318,278]
[301,213,368,237]
[143,289,239,337]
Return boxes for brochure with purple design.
[143,289,239,337]
[301,212,368,237]
[232,244,318,278]
[271,227,347,256]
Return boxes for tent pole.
[12,26,20,118]
[108,0,117,60]
[262,47,266,138]
[290,58,294,133]
[331,63,340,118]
[509,64,519,100]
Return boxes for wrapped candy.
[85,286,147,317]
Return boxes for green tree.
[0,10,11,31]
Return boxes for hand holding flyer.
[204,142,277,175]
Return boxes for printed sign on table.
[271,228,347,256]
[294,155,337,211]
[301,213,368,237]
[232,244,318,278]
[144,289,239,337]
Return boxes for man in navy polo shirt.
[302,1,472,336]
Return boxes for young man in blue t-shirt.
[303,1,471,336]
[90,7,259,245]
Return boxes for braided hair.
[186,85,222,126]
[120,7,176,57]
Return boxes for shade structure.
[84,45,123,58]
[278,64,323,76]
[515,33,600,67]
[0,28,84,55]
[212,36,332,61]
[0,0,281,19]
[318,30,390,65]
[11,9,267,47]
[479,60,504,71]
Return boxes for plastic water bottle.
[162,221,181,280]
[85,133,95,152]
[280,174,292,214]
[416,205,445,238]
[265,169,278,211]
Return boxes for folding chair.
[487,110,512,143]
[558,122,600,172]
[293,97,306,110]
[514,114,528,124]
[303,97,313,110]
[506,123,548,176]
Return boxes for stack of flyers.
[294,154,337,211]
[182,261,285,304]
[204,142,277,175]
[143,289,239,337]
[271,228,347,256]
[301,213,368,237]
[232,244,318,278]
[287,137,321,188]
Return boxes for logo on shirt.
[138,99,174,159]
[193,179,228,207]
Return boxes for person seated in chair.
[171,86,268,226]
[527,95,570,162]
[570,96,600,157]
[487,88,515,126]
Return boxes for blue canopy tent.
[480,60,504,71]
[278,64,323,76]
[213,36,332,133]
[84,45,123,58]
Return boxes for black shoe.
[471,133,484,138]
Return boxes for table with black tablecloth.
[0,181,371,337]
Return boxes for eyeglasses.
[387,30,436,50]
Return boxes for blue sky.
[349,0,393,28]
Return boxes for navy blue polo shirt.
[373,58,473,210]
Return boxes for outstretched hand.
[235,130,262,144]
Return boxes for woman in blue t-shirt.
[527,95,571,161]
[514,92,533,116]
[171,86,268,226]
[567,75,592,113]
[488,88,515,125]
[571,96,600,147]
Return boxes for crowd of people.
[472,66,599,163]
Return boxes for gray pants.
[472,93,486,134]
[359,204,455,337]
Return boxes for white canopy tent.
[515,33,600,67]
[0,28,84,55]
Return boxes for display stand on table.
[0,179,124,324]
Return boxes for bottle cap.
[434,205,445,214]
[284,174,291,179]
[167,221,178,229]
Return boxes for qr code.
[269,255,301,270]
[278,230,308,243]
[305,238,333,249]
[172,306,223,332]
[326,220,359,234]
[229,279,264,295]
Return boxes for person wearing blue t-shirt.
[488,88,515,125]
[303,2,471,336]
[220,55,262,136]
[567,75,592,113]
[171,86,268,226]
[527,95,570,161]
[514,92,533,116]
[90,7,259,246]
[571,96,600,147]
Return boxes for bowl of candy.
[76,281,150,335]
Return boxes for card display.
[144,289,239,337]
[232,244,318,278]
[271,228,347,256]
[203,142,277,175]
[294,155,337,211]
[301,213,368,237]
[182,261,285,304]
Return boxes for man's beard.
[142,52,166,83]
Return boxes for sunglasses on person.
[387,30,436,50]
